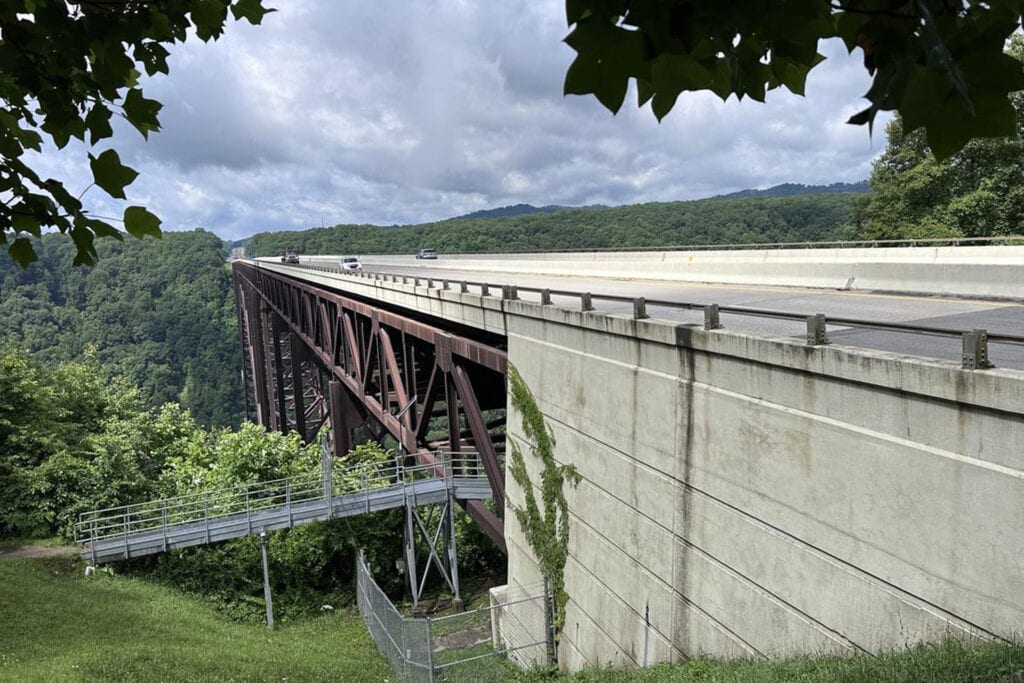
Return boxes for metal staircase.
[75,454,490,565]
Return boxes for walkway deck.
[75,458,490,564]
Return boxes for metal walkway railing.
[75,454,490,564]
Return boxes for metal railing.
[284,263,1024,369]
[74,452,486,547]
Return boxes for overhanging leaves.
[565,1,1024,160]
[1,0,273,268]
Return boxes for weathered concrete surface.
[264,260,1024,672]
[503,301,1024,670]
[302,245,1024,299]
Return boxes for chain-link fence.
[356,551,552,682]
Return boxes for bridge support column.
[403,493,462,610]
[329,380,355,458]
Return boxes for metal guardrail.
[287,263,1024,369]
[75,453,487,561]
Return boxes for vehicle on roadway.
[416,248,437,260]
[281,249,300,264]
[340,256,362,271]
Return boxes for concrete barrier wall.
[262,263,1024,671]
[301,245,1024,299]
[503,303,1024,670]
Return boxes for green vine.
[507,364,580,637]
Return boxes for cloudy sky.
[36,0,891,242]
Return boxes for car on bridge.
[415,248,437,260]
[281,249,300,264]
[340,256,362,271]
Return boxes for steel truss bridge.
[230,260,508,550]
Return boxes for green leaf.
[89,150,139,200]
[11,211,41,237]
[9,237,37,267]
[192,0,230,42]
[123,206,162,239]
[231,0,275,25]
[122,89,162,138]
[84,105,114,145]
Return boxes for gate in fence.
[355,550,553,681]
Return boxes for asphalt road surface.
[358,261,1024,371]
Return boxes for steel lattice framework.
[232,262,507,550]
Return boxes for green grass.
[3,554,1023,683]
[512,640,1024,682]
[0,556,391,682]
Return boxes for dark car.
[281,249,299,264]
[415,248,437,260]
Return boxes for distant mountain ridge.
[444,183,868,224]
[450,202,609,221]
[719,181,869,199]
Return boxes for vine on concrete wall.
[507,364,580,636]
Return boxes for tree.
[856,36,1024,239]
[565,1,1024,160]
[0,0,272,267]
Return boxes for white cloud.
[30,2,891,241]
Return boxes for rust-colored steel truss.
[232,262,507,551]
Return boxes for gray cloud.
[31,1,891,241]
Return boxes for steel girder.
[232,262,508,551]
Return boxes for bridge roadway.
[344,258,1024,369]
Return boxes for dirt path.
[0,544,79,560]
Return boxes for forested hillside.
[247,193,861,256]
[0,230,242,427]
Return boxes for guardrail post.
[480,283,490,296]
[162,505,168,552]
[427,278,434,288]
[286,481,293,527]
[459,281,468,293]
[90,519,97,565]
[501,284,518,300]
[246,487,252,534]
[704,304,722,330]
[806,314,829,345]
[633,298,649,319]
[205,494,211,544]
[442,279,450,290]
[540,289,552,305]
[123,512,130,559]
[962,329,994,369]
[581,293,594,312]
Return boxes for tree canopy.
[0,0,272,267]
[565,1,1024,159]
[856,36,1024,239]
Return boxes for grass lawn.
[0,555,391,682]
[513,640,1024,682]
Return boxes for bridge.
[230,243,1023,671]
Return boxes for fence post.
[246,487,252,535]
[162,505,168,552]
[260,530,274,630]
[427,617,435,681]
[204,494,211,544]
